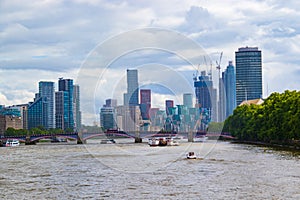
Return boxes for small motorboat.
[166,137,179,146]
[100,139,116,144]
[193,136,208,142]
[5,139,20,147]
[148,138,160,146]
[186,152,197,159]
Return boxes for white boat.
[193,136,208,142]
[100,139,116,144]
[186,152,197,159]
[5,139,20,147]
[148,138,160,146]
[167,137,179,146]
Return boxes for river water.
[0,139,299,199]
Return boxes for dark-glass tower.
[235,47,262,105]
[28,81,55,130]
[56,78,74,130]
[224,61,236,117]
[126,69,139,106]
[140,89,151,120]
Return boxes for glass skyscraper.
[235,47,262,105]
[183,93,193,108]
[126,69,139,106]
[140,89,151,120]
[73,85,81,132]
[28,81,55,130]
[55,78,74,130]
[224,61,236,117]
[194,71,217,128]
[39,81,55,129]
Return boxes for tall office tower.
[224,61,237,117]
[165,100,174,116]
[126,69,139,106]
[39,81,55,129]
[140,89,151,120]
[218,71,226,122]
[183,93,193,108]
[56,78,74,130]
[235,47,262,105]
[28,81,55,130]
[73,85,81,132]
[194,71,217,128]
[105,99,117,108]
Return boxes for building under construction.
[193,70,217,130]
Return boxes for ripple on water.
[0,141,299,199]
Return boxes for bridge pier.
[135,132,142,143]
[188,131,194,142]
[25,136,36,145]
[77,132,86,144]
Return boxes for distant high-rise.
[224,61,237,117]
[194,71,217,128]
[126,69,139,106]
[73,85,81,131]
[183,93,193,108]
[235,47,262,105]
[165,100,174,116]
[28,95,48,130]
[105,99,117,108]
[56,78,74,130]
[28,81,55,130]
[39,81,55,129]
[100,107,116,130]
[140,89,151,120]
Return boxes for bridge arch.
[83,133,135,141]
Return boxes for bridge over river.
[0,131,234,145]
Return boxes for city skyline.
[1,0,300,125]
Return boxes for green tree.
[224,90,300,143]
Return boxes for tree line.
[223,90,300,144]
[4,126,74,137]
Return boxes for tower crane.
[216,52,223,78]
[193,64,201,81]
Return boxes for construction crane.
[216,52,223,78]
[193,64,201,81]
[204,56,213,81]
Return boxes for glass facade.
[235,47,262,105]
[100,107,116,130]
[73,85,81,131]
[165,100,174,116]
[38,81,55,129]
[224,61,237,117]
[127,69,139,106]
[140,89,151,120]
[56,78,74,130]
[194,71,217,128]
[183,93,193,108]
[28,97,48,130]
[28,81,54,130]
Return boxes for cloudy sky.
[1,0,300,125]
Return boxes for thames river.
[0,139,299,199]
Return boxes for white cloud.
[1,0,300,125]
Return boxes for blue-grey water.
[1,139,299,199]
